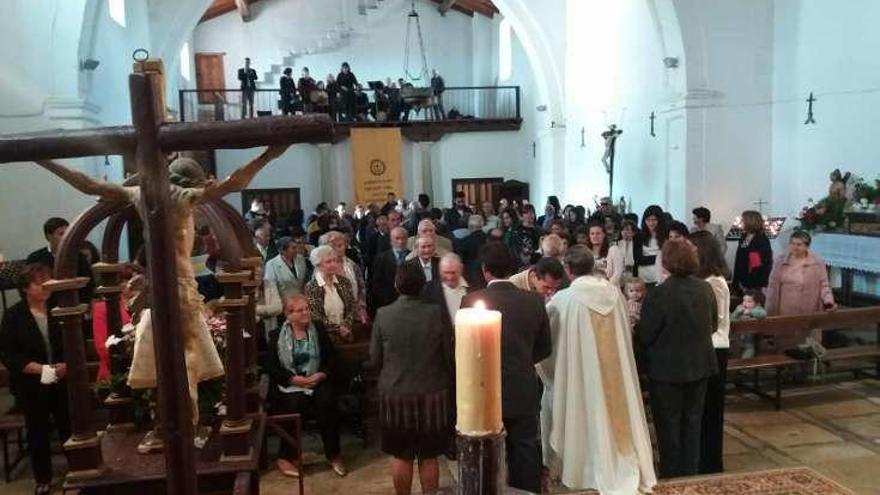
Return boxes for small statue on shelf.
[828,169,851,200]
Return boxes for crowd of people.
[238,57,449,123]
[0,188,838,494]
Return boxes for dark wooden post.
[216,271,253,461]
[130,72,198,494]
[44,277,104,480]
[93,262,135,430]
[457,432,507,495]
[241,257,262,413]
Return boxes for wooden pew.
[728,306,880,410]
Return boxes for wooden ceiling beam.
[234,0,251,21]
[438,0,458,16]
[458,0,496,18]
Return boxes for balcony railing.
[177,86,521,123]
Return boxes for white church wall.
[192,0,477,90]
[672,0,774,228]
[562,0,668,216]
[771,0,880,221]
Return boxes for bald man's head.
[439,253,463,289]
[417,219,436,237]
[390,226,408,249]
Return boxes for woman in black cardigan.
[638,240,718,479]
[266,294,346,478]
[732,209,773,292]
[0,264,69,495]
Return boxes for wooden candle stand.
[457,430,507,495]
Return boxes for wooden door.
[195,53,226,104]
[241,188,301,224]
[452,178,504,209]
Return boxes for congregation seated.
[266,294,347,478]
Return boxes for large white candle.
[455,301,503,436]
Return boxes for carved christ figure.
[601,125,622,175]
[36,145,288,425]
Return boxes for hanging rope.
[403,0,430,82]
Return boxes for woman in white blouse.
[584,221,624,286]
[304,245,357,345]
[690,230,731,475]
[320,231,368,324]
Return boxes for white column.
[420,141,435,203]
[317,143,334,205]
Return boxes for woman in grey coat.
[370,261,453,495]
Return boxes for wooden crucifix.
[804,92,817,125]
[601,124,623,198]
[0,59,332,495]
[649,111,656,137]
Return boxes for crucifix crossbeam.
[0,115,331,163]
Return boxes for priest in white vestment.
[539,245,656,494]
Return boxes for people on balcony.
[336,62,359,122]
[238,57,258,119]
[279,67,297,116]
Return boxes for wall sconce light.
[80,59,101,71]
[663,57,679,69]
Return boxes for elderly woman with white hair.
[304,245,357,345]
[320,231,368,324]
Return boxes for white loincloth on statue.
[128,278,225,417]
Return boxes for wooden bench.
[728,306,880,410]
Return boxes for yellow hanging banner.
[350,127,404,205]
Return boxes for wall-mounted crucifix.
[754,197,768,213]
[601,124,623,197]
[804,92,817,125]
[532,140,536,158]
[649,112,656,137]
[580,126,585,148]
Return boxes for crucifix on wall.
[649,112,656,137]
[804,92,817,125]
[601,124,623,197]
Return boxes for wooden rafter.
[438,0,458,15]
[200,0,260,23]
[430,0,497,18]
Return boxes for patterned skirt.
[379,389,451,461]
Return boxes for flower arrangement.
[798,195,847,232]
[206,314,228,356]
[851,176,880,211]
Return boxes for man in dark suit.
[461,242,552,494]
[444,191,473,231]
[363,213,389,275]
[455,214,488,288]
[27,217,94,301]
[369,227,410,313]
[404,235,440,286]
[238,57,258,119]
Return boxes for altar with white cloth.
[811,233,880,302]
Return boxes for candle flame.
[474,300,486,310]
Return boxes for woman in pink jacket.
[766,231,837,349]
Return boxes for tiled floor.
[2,377,879,494]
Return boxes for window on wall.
[498,19,512,82]
[180,42,192,81]
[109,0,126,27]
